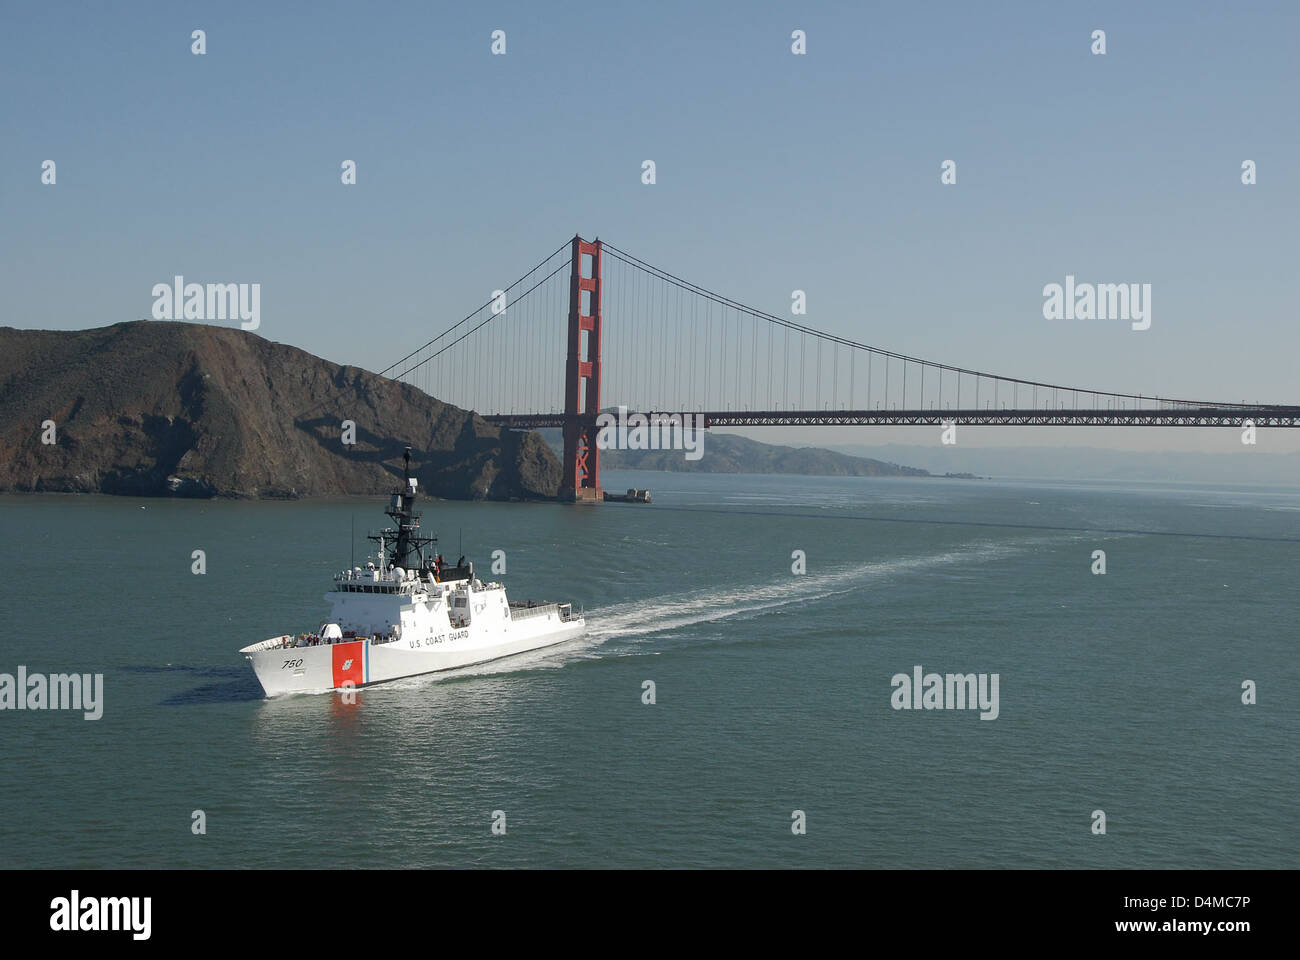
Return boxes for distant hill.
[825,442,1300,485]
[0,321,561,499]
[537,427,932,477]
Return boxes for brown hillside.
[0,321,561,499]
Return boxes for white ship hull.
[243,613,585,697]
[239,451,588,698]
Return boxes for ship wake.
[381,532,1088,685]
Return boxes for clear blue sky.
[3,1,1296,452]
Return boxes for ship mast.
[368,446,437,575]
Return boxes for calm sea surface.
[1,471,1296,868]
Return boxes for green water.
[1,471,1295,868]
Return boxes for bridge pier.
[559,234,604,503]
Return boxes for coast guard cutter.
[240,448,585,696]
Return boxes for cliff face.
[0,321,561,500]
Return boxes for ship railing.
[239,635,293,654]
[507,602,557,622]
[241,633,398,652]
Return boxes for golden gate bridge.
[379,235,1300,501]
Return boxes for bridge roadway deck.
[484,407,1300,429]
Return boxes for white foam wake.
[582,535,1052,647]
